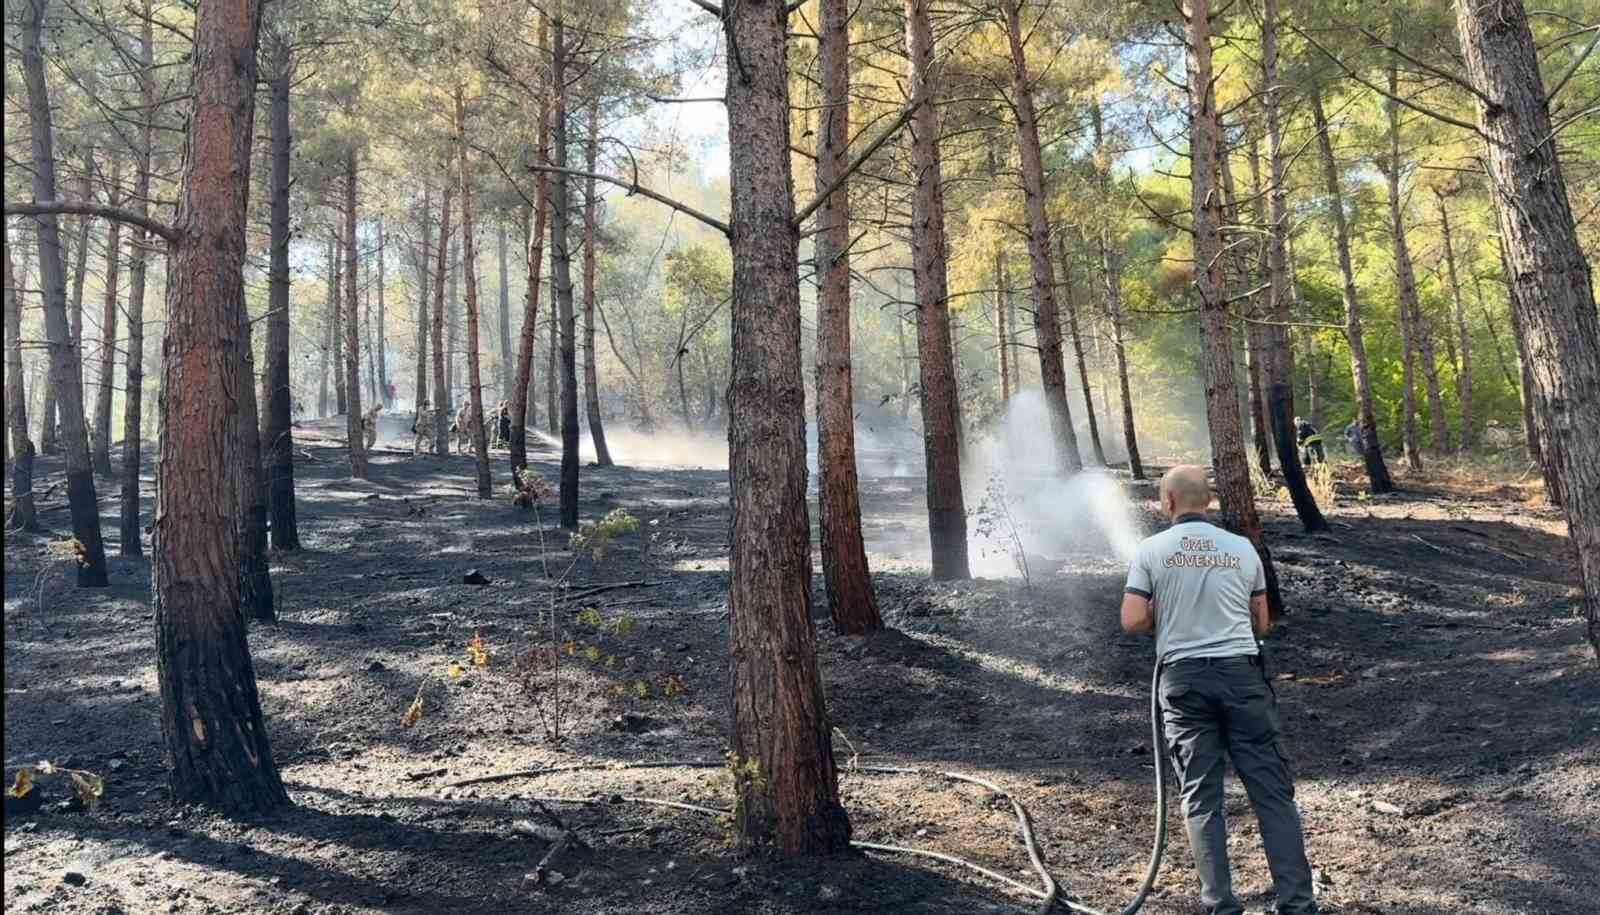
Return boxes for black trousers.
[1160,655,1318,915]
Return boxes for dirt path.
[4,422,1595,915]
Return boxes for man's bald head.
[1160,464,1212,518]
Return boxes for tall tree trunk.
[236,277,273,622]
[1219,147,1271,477]
[153,0,288,814]
[431,175,454,455]
[510,51,551,472]
[1311,88,1393,493]
[343,149,367,479]
[905,0,969,580]
[318,236,335,417]
[1457,0,1598,659]
[18,0,108,586]
[496,220,512,401]
[1185,0,1282,616]
[455,85,492,498]
[376,220,387,406]
[5,221,40,531]
[547,303,559,434]
[92,156,124,476]
[1286,232,1321,428]
[261,33,298,551]
[447,246,460,407]
[1255,4,1328,530]
[581,102,613,468]
[814,0,881,635]
[1091,104,1143,479]
[895,296,910,420]
[414,187,432,411]
[723,0,850,856]
[332,231,346,416]
[1000,0,1080,474]
[1057,236,1105,465]
[1437,192,1473,448]
[551,19,580,527]
[43,175,94,457]
[995,246,1010,405]
[1384,56,1426,468]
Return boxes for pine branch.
[4,200,177,243]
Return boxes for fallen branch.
[562,580,670,603]
[527,828,585,888]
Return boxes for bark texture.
[343,149,367,478]
[814,0,882,635]
[551,19,580,527]
[1457,0,1600,661]
[261,33,298,551]
[153,0,288,814]
[1185,0,1282,616]
[1001,0,1080,474]
[19,0,109,586]
[905,0,969,581]
[5,222,40,531]
[1258,0,1328,531]
[723,0,851,856]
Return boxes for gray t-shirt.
[1124,515,1265,662]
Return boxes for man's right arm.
[1251,593,1271,636]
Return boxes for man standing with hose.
[1121,465,1319,915]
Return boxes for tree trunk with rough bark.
[261,34,298,551]
[19,0,108,585]
[343,149,367,479]
[92,156,123,477]
[722,0,851,856]
[1001,0,1080,474]
[5,222,40,531]
[332,232,346,416]
[814,0,881,635]
[454,86,492,498]
[551,19,580,527]
[1385,57,1427,468]
[153,0,288,814]
[1311,88,1393,493]
[1185,0,1282,616]
[509,83,550,473]
[236,276,274,622]
[376,221,387,406]
[1220,148,1272,477]
[1254,5,1328,532]
[1457,0,1599,660]
[905,0,969,581]
[1437,192,1473,448]
[496,220,512,401]
[581,102,613,469]
[995,246,1010,405]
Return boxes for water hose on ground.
[440,664,1170,914]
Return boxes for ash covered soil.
[4,417,1596,915]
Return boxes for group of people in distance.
[1291,416,1365,468]
[405,400,515,456]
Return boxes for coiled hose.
[1054,662,1169,915]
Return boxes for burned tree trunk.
[722,0,851,856]
[1185,0,1282,616]
[509,56,551,473]
[18,0,108,586]
[260,31,298,550]
[1456,0,1600,660]
[814,0,881,635]
[1254,4,1328,531]
[580,101,613,469]
[431,176,454,456]
[343,149,367,479]
[454,85,491,498]
[1311,88,1393,493]
[153,0,288,814]
[1001,0,1080,474]
[92,156,124,477]
[905,0,969,580]
[550,19,580,526]
[4,222,40,531]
